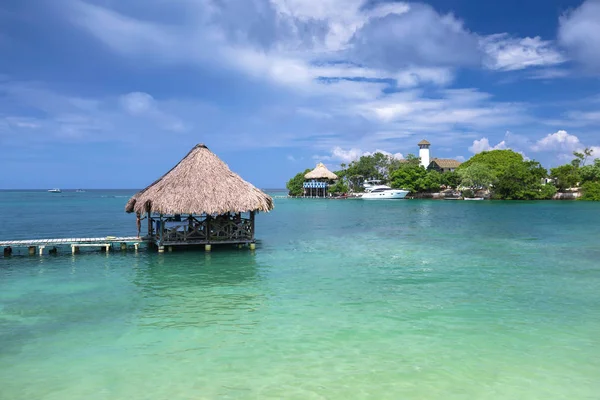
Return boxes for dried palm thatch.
[125,144,273,215]
[304,163,338,180]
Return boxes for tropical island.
[287,141,600,201]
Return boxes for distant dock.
[1,236,143,256]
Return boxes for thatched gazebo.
[303,162,338,198]
[126,144,273,252]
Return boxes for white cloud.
[119,91,187,132]
[363,149,404,159]
[469,137,507,153]
[558,0,600,72]
[317,146,404,164]
[531,130,581,152]
[329,146,363,163]
[529,130,600,162]
[481,34,566,71]
[351,3,481,69]
[120,92,155,115]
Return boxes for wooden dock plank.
[1,235,144,248]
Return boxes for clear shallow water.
[1,191,600,399]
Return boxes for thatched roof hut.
[125,144,273,216]
[304,162,338,180]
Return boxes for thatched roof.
[418,139,431,146]
[304,163,338,180]
[125,144,273,215]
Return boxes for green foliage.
[457,163,496,190]
[440,171,461,188]
[458,150,523,172]
[328,180,349,194]
[550,164,580,190]
[494,161,554,200]
[579,159,600,183]
[286,169,311,196]
[390,165,441,193]
[581,181,600,201]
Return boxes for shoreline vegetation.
[287,149,600,201]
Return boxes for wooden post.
[250,211,256,241]
[39,246,45,256]
[159,214,164,246]
[158,246,165,253]
[120,243,127,251]
[206,216,211,242]
[168,246,173,252]
[249,243,256,250]
[147,211,152,237]
[205,244,211,252]
[134,243,139,252]
[28,246,36,256]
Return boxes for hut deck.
[0,236,142,247]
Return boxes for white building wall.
[419,147,430,169]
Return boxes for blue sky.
[1,0,600,189]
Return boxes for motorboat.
[48,188,62,193]
[75,189,86,193]
[464,197,484,201]
[362,179,383,191]
[361,184,409,199]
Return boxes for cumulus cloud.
[468,137,507,153]
[481,34,566,71]
[531,130,581,152]
[317,146,404,164]
[351,3,481,70]
[558,0,600,72]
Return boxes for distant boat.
[75,189,86,193]
[48,188,62,193]
[464,197,484,201]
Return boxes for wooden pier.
[1,236,142,256]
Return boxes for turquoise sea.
[1,190,600,399]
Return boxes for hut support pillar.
[147,212,152,237]
[250,211,256,241]
[71,245,80,255]
[28,246,36,256]
[38,246,45,256]
[205,244,211,252]
[158,246,165,253]
[249,243,256,250]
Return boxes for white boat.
[361,185,409,199]
[48,188,62,193]
[464,197,484,201]
[363,179,384,191]
[75,189,86,193]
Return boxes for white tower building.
[418,139,431,168]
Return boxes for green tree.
[458,150,523,173]
[550,164,580,190]
[581,181,600,201]
[494,161,553,200]
[440,171,461,188]
[389,163,441,193]
[328,180,349,194]
[458,163,496,190]
[579,159,600,183]
[390,164,427,193]
[286,169,311,196]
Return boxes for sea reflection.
[131,251,269,331]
